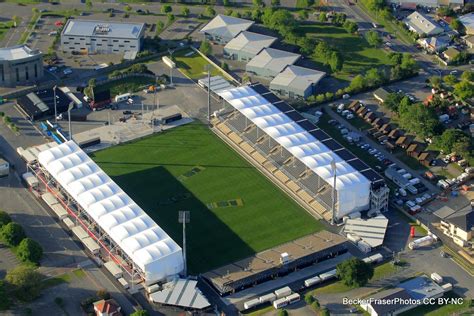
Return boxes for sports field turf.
[92,123,323,273]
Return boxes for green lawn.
[95,76,155,96]
[297,23,391,80]
[393,149,427,171]
[0,21,14,41]
[174,49,221,80]
[400,292,472,316]
[92,123,323,273]
[371,262,399,281]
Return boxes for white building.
[404,11,443,36]
[246,48,301,79]
[0,45,43,87]
[61,20,145,54]
[269,65,325,100]
[459,12,474,35]
[200,15,254,44]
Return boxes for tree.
[450,18,463,32]
[298,10,309,20]
[242,72,250,83]
[0,280,11,310]
[328,51,343,72]
[32,7,39,14]
[453,80,474,100]
[156,20,165,33]
[271,0,280,7]
[167,13,175,24]
[366,30,382,47]
[85,0,92,9]
[129,63,148,74]
[399,103,439,138]
[319,12,327,22]
[348,75,366,92]
[124,4,132,12]
[443,74,457,86]
[223,0,230,6]
[96,289,110,300]
[12,16,21,28]
[199,40,212,56]
[461,70,474,82]
[0,210,11,228]
[1,222,26,246]
[400,53,418,75]
[343,20,358,33]
[384,92,404,111]
[130,311,149,316]
[429,76,442,89]
[304,294,315,305]
[366,0,385,11]
[336,258,374,288]
[388,52,403,65]
[181,7,190,17]
[253,0,264,7]
[277,310,288,316]
[365,68,383,87]
[320,308,330,316]
[6,265,43,302]
[161,5,172,14]
[17,238,43,264]
[205,6,216,17]
[297,36,315,55]
[435,129,470,154]
[296,0,314,8]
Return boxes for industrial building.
[17,87,74,121]
[202,231,348,295]
[269,65,325,100]
[61,20,145,54]
[34,141,184,284]
[246,48,301,79]
[213,84,388,221]
[0,45,44,87]
[223,31,277,62]
[404,11,443,36]
[200,15,254,44]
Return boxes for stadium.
[24,83,388,299]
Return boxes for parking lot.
[160,18,202,41]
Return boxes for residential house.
[385,140,396,151]
[372,117,384,129]
[463,35,474,53]
[246,48,301,79]
[93,299,122,316]
[418,151,434,166]
[223,31,277,62]
[404,11,444,36]
[436,205,474,247]
[348,100,361,111]
[380,123,392,134]
[387,0,463,8]
[269,65,326,99]
[459,12,474,35]
[388,128,402,139]
[443,47,460,63]
[364,111,377,123]
[396,136,412,149]
[373,87,392,103]
[356,106,368,117]
[406,143,425,158]
[200,15,254,44]
[418,36,450,53]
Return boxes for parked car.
[342,94,351,99]
[63,68,72,75]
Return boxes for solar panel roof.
[347,158,370,172]
[335,149,357,161]
[309,129,331,141]
[285,111,305,122]
[322,139,343,151]
[251,83,269,94]
[362,169,384,182]
[262,92,281,103]
[272,101,293,113]
[297,120,317,131]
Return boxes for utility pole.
[53,85,58,123]
[331,158,337,225]
[178,211,190,277]
[67,102,74,141]
[207,67,211,126]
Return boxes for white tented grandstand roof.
[37,141,184,283]
[217,85,372,217]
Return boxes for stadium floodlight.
[178,211,190,277]
[68,101,74,141]
[53,85,58,123]
[330,158,337,225]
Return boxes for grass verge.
[174,49,221,80]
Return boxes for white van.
[114,93,131,103]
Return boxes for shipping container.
[259,293,276,303]
[274,286,292,299]
[244,298,260,310]
[273,297,288,309]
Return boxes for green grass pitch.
[92,123,323,273]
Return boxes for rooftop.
[224,31,277,56]
[270,65,326,91]
[247,48,301,74]
[0,45,41,61]
[399,276,446,300]
[343,214,389,248]
[435,204,474,232]
[200,14,254,39]
[62,19,145,39]
[368,287,413,315]
[443,47,460,59]
[459,12,474,29]
[404,11,443,35]
[149,278,211,310]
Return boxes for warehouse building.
[17,88,72,121]
[223,31,277,62]
[269,65,325,100]
[246,48,301,79]
[214,84,389,221]
[200,15,254,44]
[404,11,443,36]
[202,231,348,295]
[36,141,184,284]
[0,45,43,87]
[61,20,145,54]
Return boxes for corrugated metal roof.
[224,31,277,56]
[270,65,325,91]
[62,19,144,39]
[247,48,300,75]
[200,14,254,39]
[149,278,210,309]
[343,214,389,248]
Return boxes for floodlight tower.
[330,158,337,225]
[178,210,190,277]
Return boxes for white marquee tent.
[38,141,184,284]
[218,85,372,218]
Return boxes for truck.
[0,158,9,177]
[431,273,443,284]
[408,235,435,250]
[274,286,291,299]
[114,92,131,103]
[243,298,260,310]
[319,269,337,281]
[304,276,322,287]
